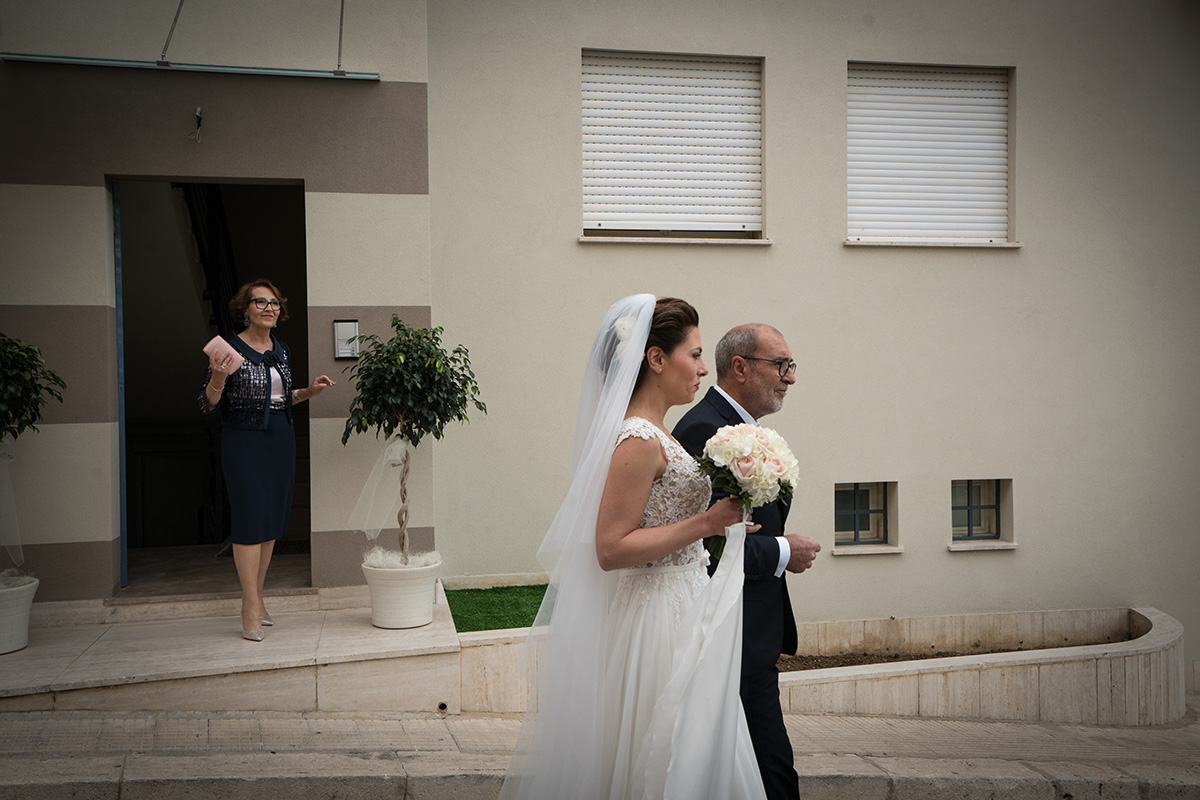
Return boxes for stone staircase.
[2,584,466,715]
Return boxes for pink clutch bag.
[202,336,245,372]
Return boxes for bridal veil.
[499,294,655,799]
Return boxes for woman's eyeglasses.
[251,298,282,311]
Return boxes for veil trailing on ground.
[499,294,655,800]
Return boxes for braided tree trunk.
[0,437,23,568]
[395,438,412,564]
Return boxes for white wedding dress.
[602,417,766,800]
[499,295,765,800]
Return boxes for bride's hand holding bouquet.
[696,423,799,559]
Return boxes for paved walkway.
[4,595,1196,797]
[2,696,1197,798]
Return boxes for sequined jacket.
[198,335,293,429]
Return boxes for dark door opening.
[115,180,311,596]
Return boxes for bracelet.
[208,383,224,393]
[292,389,302,401]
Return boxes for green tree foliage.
[341,315,486,447]
[0,334,66,443]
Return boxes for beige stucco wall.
[7,424,120,546]
[0,182,117,564]
[303,190,434,581]
[1,0,1196,678]
[303,190,433,546]
[425,0,1200,675]
[304,193,431,307]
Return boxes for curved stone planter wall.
[460,607,1186,726]
[780,608,1185,726]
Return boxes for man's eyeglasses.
[741,356,797,378]
[251,298,282,311]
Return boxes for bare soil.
[778,648,1026,672]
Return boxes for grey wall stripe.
[0,60,428,195]
[311,527,434,587]
[20,539,120,601]
[0,305,118,425]
[306,306,431,420]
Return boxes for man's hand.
[784,534,820,574]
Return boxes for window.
[952,479,1001,540]
[847,63,1012,246]
[834,482,889,545]
[582,50,763,239]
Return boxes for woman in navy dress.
[199,279,335,641]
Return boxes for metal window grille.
[952,479,1001,540]
[834,482,888,545]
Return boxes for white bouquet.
[697,423,799,558]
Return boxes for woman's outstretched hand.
[705,496,761,535]
[307,375,336,397]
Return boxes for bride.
[500,295,768,800]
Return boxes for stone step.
[2,585,462,716]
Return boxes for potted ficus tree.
[0,332,66,654]
[341,315,485,628]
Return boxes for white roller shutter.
[848,64,1010,244]
[583,50,762,233]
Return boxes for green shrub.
[0,333,66,443]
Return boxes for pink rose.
[731,455,757,482]
[764,454,789,479]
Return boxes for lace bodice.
[615,417,712,568]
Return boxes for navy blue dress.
[223,411,295,545]
[201,335,296,546]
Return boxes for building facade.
[2,0,1197,689]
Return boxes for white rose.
[704,425,753,467]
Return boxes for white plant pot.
[362,562,440,629]
[0,576,38,655]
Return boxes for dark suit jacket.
[674,387,798,673]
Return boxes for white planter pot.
[0,576,38,655]
[362,562,440,629]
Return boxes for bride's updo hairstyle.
[634,297,699,390]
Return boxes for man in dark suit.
[673,323,819,800]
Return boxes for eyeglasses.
[251,298,282,311]
[741,356,797,378]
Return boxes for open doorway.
[114,180,312,597]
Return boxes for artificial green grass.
[445,584,548,632]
